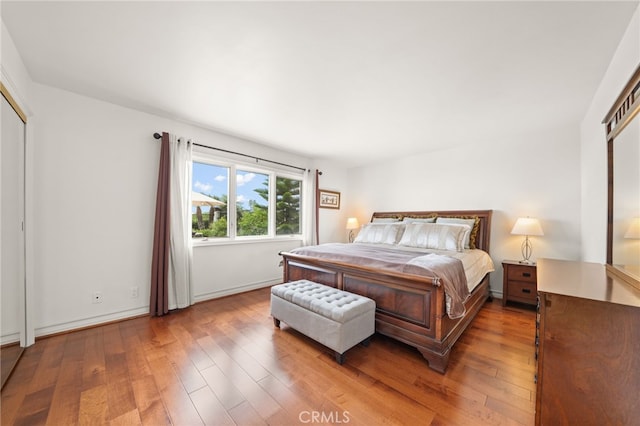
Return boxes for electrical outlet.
[92,291,103,304]
[130,286,139,298]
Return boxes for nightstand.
[502,260,537,306]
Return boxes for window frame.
[191,151,305,246]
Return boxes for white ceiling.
[2,1,638,167]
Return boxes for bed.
[279,210,494,373]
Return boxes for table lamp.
[346,217,360,243]
[511,217,544,264]
[624,217,640,239]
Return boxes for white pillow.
[354,223,405,244]
[436,217,475,249]
[398,223,467,252]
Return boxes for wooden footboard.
[281,251,490,373]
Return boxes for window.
[192,162,229,238]
[275,176,301,235]
[192,156,303,241]
[236,169,269,236]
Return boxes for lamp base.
[520,236,534,264]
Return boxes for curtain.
[150,133,170,316]
[168,135,193,309]
[302,169,318,246]
[150,132,193,316]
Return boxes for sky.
[192,162,268,213]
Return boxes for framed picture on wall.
[319,189,340,209]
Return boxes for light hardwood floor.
[1,287,537,425]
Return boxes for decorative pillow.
[371,217,401,223]
[397,223,467,252]
[436,216,480,249]
[402,216,436,223]
[354,223,405,245]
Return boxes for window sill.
[192,235,304,248]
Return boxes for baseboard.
[193,277,281,303]
[33,279,283,339]
[35,306,150,339]
[490,290,503,300]
[1,332,20,346]
[31,286,506,339]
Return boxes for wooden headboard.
[370,210,493,253]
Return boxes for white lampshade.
[346,217,360,230]
[511,217,544,263]
[511,217,544,236]
[625,217,640,239]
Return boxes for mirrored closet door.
[1,84,27,389]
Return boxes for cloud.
[214,175,226,182]
[194,180,213,193]
[236,172,256,186]
[236,195,246,204]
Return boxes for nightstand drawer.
[507,280,537,303]
[507,265,537,283]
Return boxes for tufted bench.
[270,280,376,364]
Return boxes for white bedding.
[354,243,495,292]
[424,248,494,315]
[428,248,495,292]
[291,242,494,318]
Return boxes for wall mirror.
[605,64,640,289]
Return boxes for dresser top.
[537,258,640,308]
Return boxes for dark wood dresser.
[535,259,640,425]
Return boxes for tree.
[233,176,301,236]
[238,205,268,236]
[211,217,228,237]
[206,195,229,237]
[237,177,269,236]
[276,177,301,234]
[214,194,229,220]
[195,206,204,230]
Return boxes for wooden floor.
[1,287,537,425]
[1,344,24,389]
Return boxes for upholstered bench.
[270,280,376,364]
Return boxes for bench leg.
[361,336,371,347]
[335,352,345,365]
[273,317,281,328]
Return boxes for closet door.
[1,86,26,388]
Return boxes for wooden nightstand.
[502,260,537,306]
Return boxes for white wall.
[30,83,310,336]
[580,6,640,263]
[345,124,583,298]
[192,239,301,302]
[1,20,32,113]
[311,159,351,244]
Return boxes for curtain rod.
[153,132,307,172]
